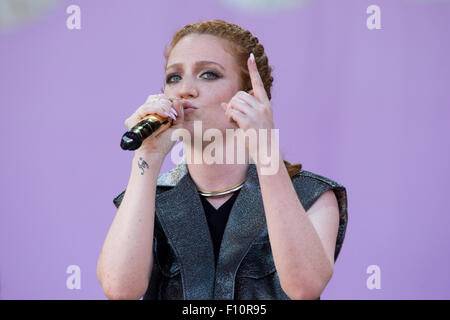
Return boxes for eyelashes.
[165,71,222,84]
[165,74,180,83]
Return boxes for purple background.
[1,0,449,299]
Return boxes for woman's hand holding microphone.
[124,94,185,159]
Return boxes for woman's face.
[163,34,242,138]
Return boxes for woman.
[97,20,348,300]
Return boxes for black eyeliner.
[165,70,222,84]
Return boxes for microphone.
[120,98,176,151]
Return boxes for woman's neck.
[185,144,250,193]
[187,162,249,193]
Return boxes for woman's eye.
[165,71,221,84]
[201,71,220,80]
[166,74,181,84]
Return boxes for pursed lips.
[180,101,198,112]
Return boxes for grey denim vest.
[113,158,348,300]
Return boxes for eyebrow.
[166,60,225,72]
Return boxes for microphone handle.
[120,114,173,151]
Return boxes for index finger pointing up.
[248,52,269,104]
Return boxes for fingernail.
[171,107,178,116]
[170,112,177,120]
[250,52,255,63]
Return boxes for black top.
[199,189,241,266]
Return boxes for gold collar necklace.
[197,179,247,197]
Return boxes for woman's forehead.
[169,34,235,65]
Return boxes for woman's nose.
[177,79,198,98]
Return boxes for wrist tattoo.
[138,157,149,175]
